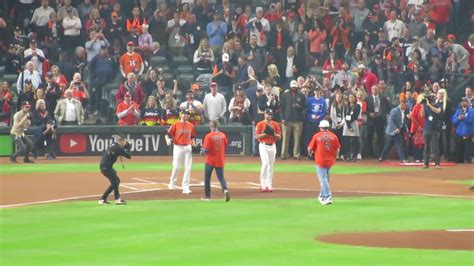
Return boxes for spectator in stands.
[465,86,474,107]
[157,79,178,109]
[330,92,345,159]
[258,84,280,122]
[17,79,35,111]
[127,6,148,33]
[57,0,79,21]
[31,0,55,40]
[31,99,56,160]
[332,62,356,88]
[374,29,391,57]
[68,73,90,108]
[85,8,106,35]
[62,7,82,54]
[138,24,154,58]
[236,55,255,86]
[343,93,362,162]
[444,35,471,74]
[77,0,94,21]
[464,34,474,70]
[33,88,46,110]
[280,80,305,160]
[119,42,145,78]
[277,46,298,88]
[331,17,351,60]
[384,10,407,41]
[452,97,474,163]
[407,10,427,39]
[160,93,180,126]
[74,47,88,79]
[357,64,379,95]
[140,95,161,126]
[247,7,270,47]
[50,65,68,92]
[116,72,145,106]
[410,95,425,163]
[378,100,409,163]
[142,67,160,99]
[86,31,110,62]
[166,11,186,56]
[322,49,342,79]
[0,82,13,126]
[89,45,115,113]
[180,90,204,125]
[308,19,327,60]
[269,20,291,63]
[304,86,327,157]
[207,11,227,57]
[10,101,34,163]
[228,87,251,125]
[23,39,46,77]
[38,72,61,115]
[384,37,405,91]
[203,82,227,123]
[420,29,436,54]
[365,85,390,158]
[245,34,267,79]
[55,51,75,81]
[194,38,214,73]
[5,44,23,75]
[292,23,309,73]
[182,13,204,62]
[117,92,140,126]
[106,11,125,44]
[54,89,84,125]
[212,53,235,94]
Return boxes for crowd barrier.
[0,125,253,157]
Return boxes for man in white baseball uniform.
[255,109,282,192]
[166,110,196,194]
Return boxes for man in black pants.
[365,85,390,158]
[98,134,131,205]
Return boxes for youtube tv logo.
[59,134,87,154]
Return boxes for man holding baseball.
[308,120,340,205]
[200,120,230,202]
[255,109,282,192]
[98,134,131,205]
[166,110,196,194]
[10,101,34,163]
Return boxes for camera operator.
[420,92,444,169]
[10,101,34,163]
[31,99,57,160]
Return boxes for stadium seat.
[177,73,195,90]
[102,84,119,103]
[309,67,323,77]
[0,66,5,79]
[176,65,194,75]
[149,56,168,67]
[3,74,18,84]
[172,56,189,68]
[158,64,171,74]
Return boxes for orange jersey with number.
[308,130,340,168]
[203,131,228,167]
[168,121,196,145]
[255,120,281,145]
[120,52,143,76]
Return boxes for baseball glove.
[264,125,275,136]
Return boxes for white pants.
[169,144,192,191]
[259,143,276,189]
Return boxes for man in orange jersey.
[119,42,144,78]
[116,92,140,126]
[200,120,230,202]
[307,120,341,205]
[255,109,282,192]
[166,110,196,194]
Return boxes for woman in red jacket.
[331,17,350,61]
[410,96,425,163]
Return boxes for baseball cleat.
[115,199,127,205]
[98,199,111,205]
[224,190,230,202]
[168,182,176,189]
[182,189,192,194]
[317,197,325,205]
[267,187,273,192]
[200,197,210,201]
[260,187,267,192]
[323,199,333,205]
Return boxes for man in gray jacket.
[378,100,408,162]
[10,101,34,163]
[280,80,306,160]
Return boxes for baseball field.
[1,156,473,265]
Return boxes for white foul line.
[133,178,157,184]
[120,184,141,191]
[447,229,474,232]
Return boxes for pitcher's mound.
[317,230,474,251]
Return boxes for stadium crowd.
[0,0,473,164]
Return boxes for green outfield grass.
[0,162,416,175]
[1,197,473,265]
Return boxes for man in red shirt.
[255,109,282,192]
[116,92,140,126]
[167,110,196,194]
[200,120,230,202]
[308,120,341,205]
[357,64,379,95]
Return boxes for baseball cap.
[264,108,274,115]
[319,120,330,128]
[30,39,37,45]
[290,80,298,88]
[222,53,229,62]
[127,41,134,46]
[210,82,218,87]
[191,83,200,91]
[447,34,456,41]
[357,64,366,69]
[14,26,21,32]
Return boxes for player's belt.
[174,143,191,146]
[260,142,274,146]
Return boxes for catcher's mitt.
[264,125,275,136]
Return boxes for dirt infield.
[317,230,474,251]
[1,156,472,207]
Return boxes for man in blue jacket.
[452,97,474,164]
[303,86,326,159]
[379,100,409,162]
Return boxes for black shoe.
[10,156,17,163]
[24,158,34,163]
